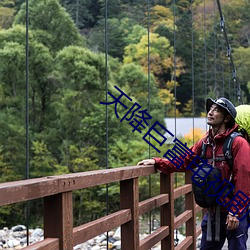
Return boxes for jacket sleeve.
[153,139,203,174]
[228,136,250,215]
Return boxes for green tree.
[61,0,101,28]
[234,46,250,102]
[14,0,84,52]
[0,6,15,29]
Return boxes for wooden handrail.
[0,165,203,249]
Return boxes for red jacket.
[154,124,250,215]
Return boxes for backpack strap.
[201,141,208,159]
[223,131,242,170]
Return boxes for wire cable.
[147,0,152,234]
[173,0,179,245]
[213,0,217,96]
[104,0,109,248]
[173,0,176,140]
[215,0,242,104]
[204,0,207,99]
[25,0,30,245]
[191,0,195,145]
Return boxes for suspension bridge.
[0,165,202,249]
[0,0,248,249]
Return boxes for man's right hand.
[137,159,155,166]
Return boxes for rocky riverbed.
[0,225,156,249]
[0,225,188,249]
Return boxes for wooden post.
[120,178,139,250]
[185,171,196,250]
[161,173,174,250]
[44,192,73,250]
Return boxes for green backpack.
[235,105,250,142]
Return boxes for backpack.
[235,105,250,142]
[192,132,240,208]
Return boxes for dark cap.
[206,97,237,119]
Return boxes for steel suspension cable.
[213,0,217,95]
[147,0,152,234]
[25,0,30,245]
[216,0,242,104]
[173,0,176,140]
[203,0,207,98]
[218,34,225,96]
[172,0,179,245]
[104,0,109,248]
[191,0,195,145]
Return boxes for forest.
[0,0,249,228]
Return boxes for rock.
[0,225,187,249]
[73,243,87,249]
[100,240,108,246]
[107,231,114,237]
[113,240,121,249]
[12,231,25,238]
[95,234,106,243]
[87,238,94,245]
[113,227,120,240]
[0,230,7,238]
[7,239,20,247]
[15,245,23,249]
[108,236,116,243]
[20,237,27,245]
[91,245,101,250]
[30,228,43,238]
[11,226,26,232]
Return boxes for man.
[138,97,250,250]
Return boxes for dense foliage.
[0,0,249,227]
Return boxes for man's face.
[207,104,226,127]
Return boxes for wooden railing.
[0,165,203,250]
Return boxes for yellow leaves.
[124,32,174,75]
[148,5,174,32]
[124,32,186,82]
[158,86,181,117]
[200,112,207,118]
[0,7,15,29]
[183,128,205,144]
[166,80,179,91]
[183,99,193,115]
[158,88,174,105]
[174,56,186,77]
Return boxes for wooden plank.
[73,209,131,245]
[0,177,59,206]
[120,178,140,250]
[139,226,169,250]
[195,204,203,213]
[196,225,202,237]
[57,165,156,192]
[185,172,196,250]
[44,192,73,250]
[175,236,193,250]
[161,173,174,250]
[174,184,192,199]
[0,165,156,206]
[22,238,59,250]
[139,194,169,215]
[174,210,192,229]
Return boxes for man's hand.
[226,213,239,230]
[137,159,155,166]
